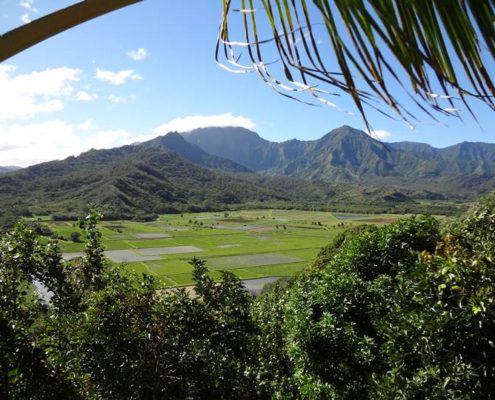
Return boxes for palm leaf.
[217,0,495,129]
[0,0,142,63]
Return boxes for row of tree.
[1,195,494,399]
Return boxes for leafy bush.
[26,220,54,237]
[253,198,494,399]
[1,213,258,399]
[69,231,82,242]
[0,222,78,399]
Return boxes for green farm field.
[49,210,401,287]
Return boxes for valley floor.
[48,209,403,287]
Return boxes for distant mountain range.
[181,125,495,195]
[1,125,494,224]
[0,134,328,223]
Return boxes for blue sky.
[0,0,493,166]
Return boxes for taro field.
[49,210,400,288]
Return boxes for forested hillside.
[0,145,289,222]
[3,124,495,226]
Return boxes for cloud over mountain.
[154,113,256,135]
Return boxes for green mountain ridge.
[0,144,287,221]
[181,127,308,171]
[182,125,495,198]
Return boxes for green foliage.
[313,224,377,269]
[26,220,54,237]
[1,194,494,399]
[41,260,257,399]
[78,211,105,289]
[258,276,292,296]
[0,222,77,399]
[253,196,495,398]
[251,280,298,398]
[1,212,258,399]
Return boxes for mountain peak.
[318,126,372,144]
[338,124,357,131]
[180,126,272,171]
[141,131,251,173]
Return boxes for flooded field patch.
[218,244,240,249]
[207,253,303,270]
[135,233,171,239]
[137,246,203,256]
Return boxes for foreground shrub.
[1,215,257,399]
[254,199,494,399]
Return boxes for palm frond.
[0,0,143,63]
[217,0,495,129]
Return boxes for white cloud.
[0,144,20,151]
[368,129,393,140]
[0,112,257,167]
[107,94,129,103]
[19,0,36,11]
[95,68,142,85]
[20,13,31,23]
[0,120,135,167]
[19,0,37,24]
[85,129,134,149]
[126,48,148,61]
[75,90,97,102]
[0,65,81,121]
[154,113,256,135]
[77,119,96,132]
